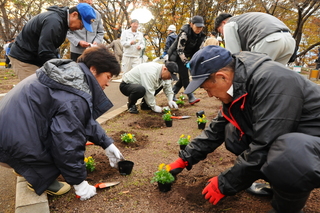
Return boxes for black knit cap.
[214,13,232,31]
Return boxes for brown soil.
[0,68,19,93]
[48,90,320,213]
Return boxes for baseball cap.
[191,16,205,27]
[76,3,96,32]
[214,13,232,31]
[165,61,179,81]
[184,45,232,94]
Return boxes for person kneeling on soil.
[0,44,124,200]
[119,61,179,114]
[168,45,320,213]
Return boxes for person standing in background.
[107,34,123,64]
[203,31,219,47]
[160,25,178,60]
[167,16,206,104]
[67,0,105,62]
[120,19,144,74]
[140,34,149,63]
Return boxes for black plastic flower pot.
[180,145,187,150]
[158,182,172,192]
[165,120,173,127]
[118,160,134,175]
[198,122,206,130]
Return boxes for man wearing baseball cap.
[119,61,179,114]
[9,3,96,80]
[167,45,320,212]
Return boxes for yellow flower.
[158,163,165,171]
[88,156,92,160]
[128,133,132,139]
[187,135,191,140]
[165,165,171,172]
[180,134,184,138]
[84,157,88,163]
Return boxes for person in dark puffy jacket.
[160,25,178,59]
[167,16,206,104]
[9,3,96,81]
[168,45,320,213]
[0,44,124,201]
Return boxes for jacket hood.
[42,59,91,95]
[46,6,68,17]
[37,59,113,119]
[232,51,272,99]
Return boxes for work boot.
[27,179,71,196]
[128,105,139,114]
[187,93,200,105]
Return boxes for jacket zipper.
[221,93,248,139]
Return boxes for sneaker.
[27,179,71,196]
[128,105,139,114]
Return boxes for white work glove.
[105,144,124,168]
[153,105,163,113]
[168,100,178,109]
[74,180,97,201]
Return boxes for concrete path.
[0,80,127,213]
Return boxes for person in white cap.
[167,45,320,213]
[9,3,96,80]
[160,25,177,60]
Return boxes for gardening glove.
[153,105,163,113]
[105,144,124,168]
[185,62,190,69]
[74,180,97,201]
[168,100,178,109]
[168,158,188,176]
[202,176,226,205]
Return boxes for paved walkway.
[0,80,127,213]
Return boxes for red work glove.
[202,176,226,205]
[168,158,188,176]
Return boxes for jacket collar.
[78,63,113,119]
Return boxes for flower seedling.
[162,107,171,114]
[84,156,96,172]
[197,114,208,124]
[177,134,191,145]
[176,94,185,105]
[121,133,136,143]
[162,112,172,121]
[151,163,175,184]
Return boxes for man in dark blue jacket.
[9,3,96,80]
[168,45,320,213]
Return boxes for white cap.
[167,25,176,31]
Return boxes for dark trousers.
[173,57,190,91]
[119,82,163,107]
[119,82,146,106]
[71,52,82,62]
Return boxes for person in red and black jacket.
[168,45,320,213]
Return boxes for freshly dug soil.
[48,90,320,213]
